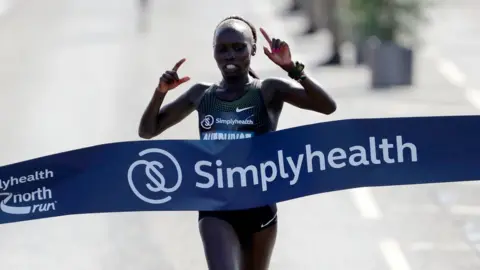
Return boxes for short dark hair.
[215,16,257,44]
[214,16,259,79]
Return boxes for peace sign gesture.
[157,58,191,93]
[260,28,294,71]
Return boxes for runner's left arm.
[263,76,336,115]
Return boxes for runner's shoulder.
[257,77,293,103]
[186,82,214,106]
[260,77,292,91]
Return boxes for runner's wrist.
[155,86,168,95]
[286,61,306,82]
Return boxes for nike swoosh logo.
[260,213,277,228]
[236,106,254,113]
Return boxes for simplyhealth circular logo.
[200,115,214,130]
[127,148,182,204]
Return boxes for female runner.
[138,15,336,270]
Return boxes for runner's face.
[213,22,255,79]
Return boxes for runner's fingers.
[166,70,179,81]
[172,58,186,72]
[161,73,175,84]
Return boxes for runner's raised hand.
[157,58,191,93]
[259,28,294,71]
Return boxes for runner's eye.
[232,43,246,52]
[214,45,228,53]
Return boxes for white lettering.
[286,154,304,185]
[226,166,259,188]
[277,150,290,178]
[260,161,277,192]
[32,202,56,213]
[195,161,215,189]
[215,160,224,188]
[12,187,52,203]
[305,144,326,172]
[348,146,369,166]
[379,138,395,163]
[192,136,419,192]
[328,148,347,168]
[369,137,381,164]
[201,132,254,141]
[396,135,418,162]
[215,118,254,125]
[0,169,54,191]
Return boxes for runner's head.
[213,16,259,79]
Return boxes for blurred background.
[1,0,480,269]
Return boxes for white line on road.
[349,187,382,220]
[456,180,480,186]
[0,0,10,16]
[379,239,412,270]
[410,241,471,252]
[465,87,480,110]
[425,46,480,110]
[449,205,480,216]
[436,57,466,87]
[390,204,441,213]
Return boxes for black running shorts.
[198,204,277,236]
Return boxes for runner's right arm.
[137,58,206,139]
[138,86,195,139]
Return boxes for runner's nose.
[225,50,235,61]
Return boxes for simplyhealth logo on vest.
[0,169,57,215]
[200,110,255,140]
[127,136,419,205]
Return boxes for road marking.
[349,187,382,220]
[390,204,441,213]
[410,242,471,252]
[436,58,466,87]
[449,205,480,216]
[465,88,480,110]
[0,0,10,16]
[425,46,480,111]
[380,239,412,270]
[456,180,480,186]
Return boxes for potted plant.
[347,0,431,88]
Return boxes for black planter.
[365,38,414,89]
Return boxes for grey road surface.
[0,0,479,269]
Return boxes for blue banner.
[0,115,479,225]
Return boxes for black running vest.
[196,80,273,140]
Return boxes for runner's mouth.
[223,64,240,72]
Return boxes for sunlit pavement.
[0,0,479,269]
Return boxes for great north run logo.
[0,187,56,215]
[0,169,57,215]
